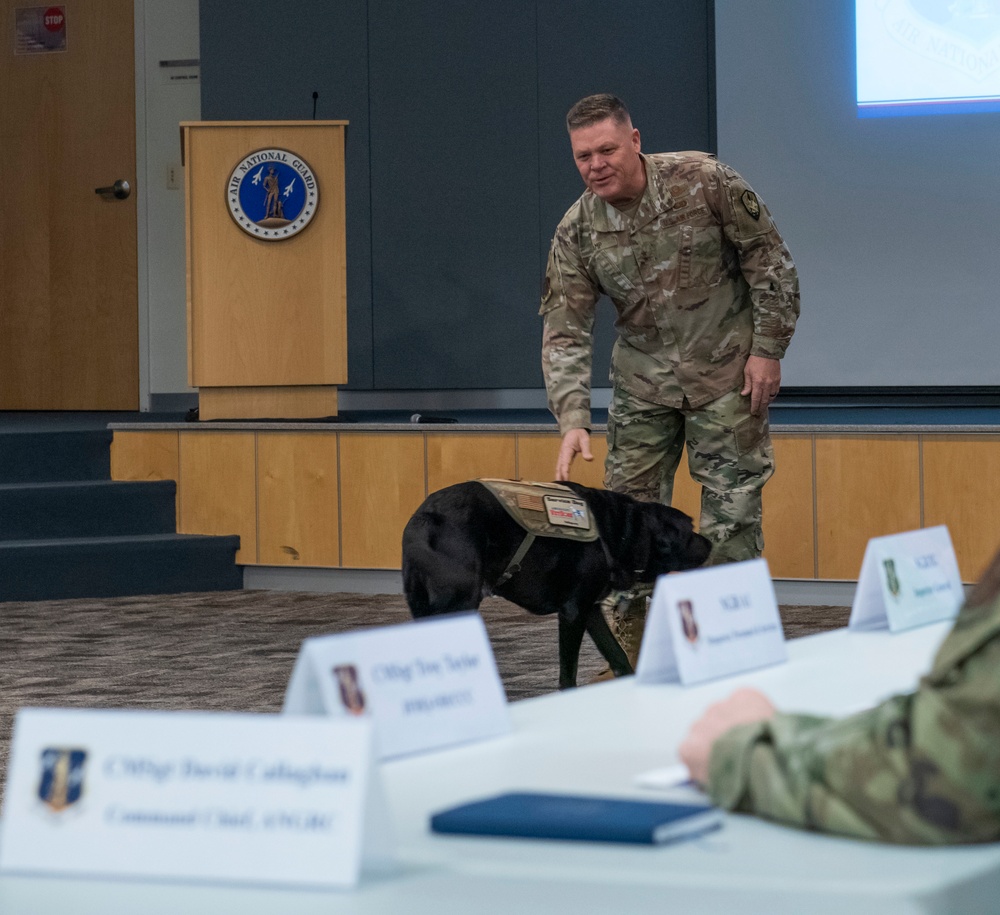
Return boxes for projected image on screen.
[857,0,1000,116]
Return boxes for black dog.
[401,480,712,688]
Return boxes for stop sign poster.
[15,7,67,55]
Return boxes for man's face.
[569,117,645,206]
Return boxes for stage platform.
[4,401,999,600]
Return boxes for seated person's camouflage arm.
[706,602,1000,844]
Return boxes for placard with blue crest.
[38,747,87,813]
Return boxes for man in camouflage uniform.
[679,548,1000,844]
[540,94,799,669]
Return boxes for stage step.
[0,430,112,483]
[0,427,242,601]
[0,534,243,602]
[0,480,177,541]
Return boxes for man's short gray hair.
[566,94,631,132]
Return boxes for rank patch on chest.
[741,189,761,220]
[543,495,591,529]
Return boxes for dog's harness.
[476,479,604,587]
[477,479,653,618]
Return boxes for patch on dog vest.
[477,479,598,542]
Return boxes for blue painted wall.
[200,1,714,391]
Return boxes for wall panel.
[257,432,340,567]
[367,0,539,389]
[763,435,814,579]
[426,434,516,494]
[923,435,1000,582]
[815,435,921,580]
[110,430,179,483]
[178,432,257,563]
[339,433,425,569]
[668,458,702,526]
[516,434,607,489]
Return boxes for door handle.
[94,179,131,200]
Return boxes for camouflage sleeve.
[540,220,600,435]
[705,630,1000,844]
[705,160,800,361]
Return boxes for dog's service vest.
[476,479,599,587]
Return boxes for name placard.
[850,525,963,632]
[0,709,393,888]
[636,558,787,686]
[283,613,510,760]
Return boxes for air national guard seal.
[226,148,319,240]
[38,747,87,813]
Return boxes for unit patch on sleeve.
[740,189,761,220]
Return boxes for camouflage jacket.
[540,152,800,434]
[707,575,1000,844]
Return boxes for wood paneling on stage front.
[178,432,257,563]
[110,431,180,484]
[763,435,815,579]
[815,435,921,580]
[515,433,607,488]
[111,427,1000,581]
[257,432,339,566]
[339,434,425,569]
[665,457,701,525]
[923,435,1000,582]
[426,433,516,493]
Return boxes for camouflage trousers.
[605,386,775,616]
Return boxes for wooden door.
[0,1,138,409]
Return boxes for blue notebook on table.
[430,791,723,845]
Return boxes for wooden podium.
[181,121,348,420]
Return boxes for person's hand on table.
[678,687,777,784]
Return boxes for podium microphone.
[312,91,319,120]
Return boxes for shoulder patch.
[741,189,761,220]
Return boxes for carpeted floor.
[0,590,850,783]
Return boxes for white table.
[3,621,999,914]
